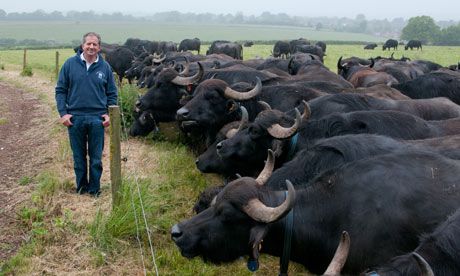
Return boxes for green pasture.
[1,44,459,79]
[0,21,384,45]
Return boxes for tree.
[435,24,460,45]
[401,16,440,44]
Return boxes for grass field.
[0,21,385,45]
[1,44,460,275]
[1,44,459,79]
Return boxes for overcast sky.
[2,0,459,21]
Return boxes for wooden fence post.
[109,105,122,209]
[23,49,27,71]
[55,51,59,80]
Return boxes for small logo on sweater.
[96,71,105,80]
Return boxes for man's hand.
[60,114,73,127]
[101,114,110,127]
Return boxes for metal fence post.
[109,105,121,209]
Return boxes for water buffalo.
[405,40,422,50]
[179,38,201,54]
[383,39,398,51]
[104,46,136,85]
[364,43,377,50]
[206,41,243,60]
[272,41,290,59]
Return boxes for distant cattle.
[243,41,254,47]
[383,39,398,51]
[405,40,422,50]
[364,43,377,50]
[273,41,290,58]
[206,41,243,60]
[179,38,201,54]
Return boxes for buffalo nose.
[195,158,200,165]
[216,142,223,150]
[171,224,182,241]
[176,107,189,119]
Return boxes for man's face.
[82,35,100,58]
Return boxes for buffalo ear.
[226,100,239,114]
[319,145,346,160]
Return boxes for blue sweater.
[55,51,118,117]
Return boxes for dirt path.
[0,72,56,261]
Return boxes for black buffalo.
[289,38,310,53]
[392,71,460,104]
[288,57,353,88]
[383,39,398,51]
[172,149,460,274]
[104,46,136,85]
[158,41,177,54]
[292,45,325,62]
[405,40,422,50]
[123,38,159,55]
[364,43,377,50]
[206,41,243,60]
[364,207,460,275]
[272,41,290,59]
[178,38,201,54]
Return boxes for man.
[55,32,118,197]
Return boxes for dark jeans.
[68,115,105,194]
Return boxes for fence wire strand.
[116,83,159,276]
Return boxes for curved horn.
[323,231,351,276]
[267,108,301,139]
[243,179,296,223]
[171,62,204,86]
[258,101,272,110]
[301,100,311,121]
[178,56,190,76]
[412,253,434,276]
[224,77,262,100]
[337,56,344,70]
[225,106,249,138]
[153,55,166,64]
[255,149,275,185]
[237,106,249,131]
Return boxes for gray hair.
[82,32,101,45]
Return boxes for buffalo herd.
[103,36,460,275]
